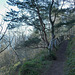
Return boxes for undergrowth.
[64,37,75,75]
[19,50,52,75]
[7,49,52,75]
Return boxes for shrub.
[64,37,75,75]
[19,53,52,75]
[19,61,39,75]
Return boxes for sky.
[0,0,20,33]
[0,0,19,22]
[0,0,6,13]
[0,0,8,33]
[0,0,34,37]
[0,0,7,20]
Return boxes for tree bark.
[36,7,49,46]
[49,0,56,51]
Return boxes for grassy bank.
[64,37,75,75]
[19,50,52,75]
[7,49,52,75]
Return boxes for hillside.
[0,0,75,75]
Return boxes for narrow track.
[42,40,68,75]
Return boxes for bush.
[19,53,52,75]
[19,61,39,75]
[64,37,75,75]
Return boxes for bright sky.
[0,0,7,21]
[0,0,8,33]
[0,0,19,22]
[0,0,19,33]
[0,0,6,13]
[0,0,34,37]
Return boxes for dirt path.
[42,40,68,75]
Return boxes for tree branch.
[29,46,47,49]
[0,26,8,40]
[0,44,10,53]
[49,0,65,25]
[49,0,54,25]
[0,35,14,53]
[0,25,3,34]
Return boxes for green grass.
[64,37,75,75]
[19,51,52,75]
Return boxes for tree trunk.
[48,0,56,51]
[52,23,55,40]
